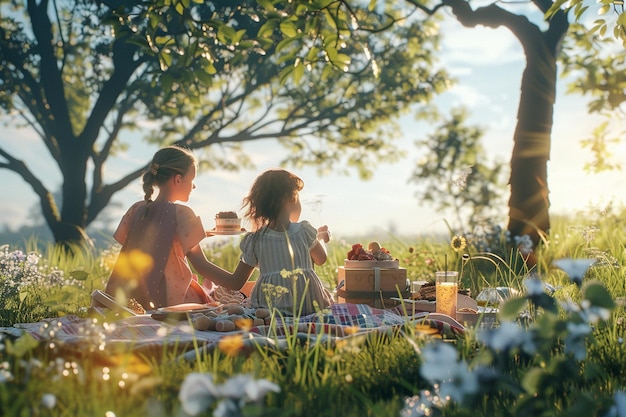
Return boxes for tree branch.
[0,146,60,227]
[27,0,74,142]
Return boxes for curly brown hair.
[242,169,304,230]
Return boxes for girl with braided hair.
[104,145,248,309]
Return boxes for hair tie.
[150,163,160,176]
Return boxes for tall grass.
[1,210,625,416]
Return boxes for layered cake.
[214,211,242,232]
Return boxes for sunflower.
[450,235,467,253]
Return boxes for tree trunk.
[438,0,569,246]
[507,45,555,245]
[507,22,568,246]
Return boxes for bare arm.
[310,225,330,266]
[310,239,328,266]
[186,244,255,290]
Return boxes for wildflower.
[603,390,626,417]
[553,258,595,287]
[218,334,245,356]
[220,374,280,402]
[41,393,56,409]
[0,361,13,383]
[179,373,279,416]
[514,234,534,255]
[343,325,360,335]
[478,321,536,355]
[113,249,154,280]
[523,276,544,297]
[450,235,467,253]
[261,283,290,299]
[564,322,592,360]
[233,318,253,332]
[179,373,219,415]
[580,299,611,324]
[414,323,441,337]
[420,342,478,404]
[213,399,239,417]
[279,268,303,279]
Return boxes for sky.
[1,15,625,245]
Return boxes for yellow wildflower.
[450,235,467,253]
[233,318,253,332]
[218,334,245,356]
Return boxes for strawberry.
[347,243,364,260]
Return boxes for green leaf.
[598,4,610,15]
[293,61,305,84]
[499,297,527,320]
[256,0,276,11]
[161,73,174,92]
[280,20,298,37]
[334,53,351,68]
[278,65,294,86]
[218,25,236,44]
[521,367,545,394]
[195,68,213,86]
[70,270,89,281]
[258,18,278,38]
[582,281,615,309]
[6,333,39,358]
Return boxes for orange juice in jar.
[435,271,458,319]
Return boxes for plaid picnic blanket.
[3,303,464,360]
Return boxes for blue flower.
[553,258,595,286]
[603,390,626,417]
[564,322,592,360]
[478,321,536,355]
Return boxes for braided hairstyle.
[142,146,196,201]
[242,168,304,230]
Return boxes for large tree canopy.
[0,0,449,246]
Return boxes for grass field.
[0,209,625,417]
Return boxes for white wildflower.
[580,300,611,324]
[41,393,56,409]
[564,322,592,360]
[523,277,544,296]
[179,373,219,416]
[603,390,626,417]
[478,321,536,355]
[553,258,595,286]
[214,399,241,417]
[420,342,478,404]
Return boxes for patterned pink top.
[105,200,211,308]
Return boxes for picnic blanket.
[3,303,465,362]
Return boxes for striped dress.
[241,221,333,315]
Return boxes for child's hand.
[317,225,331,243]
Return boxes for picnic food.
[344,241,399,269]
[337,241,407,307]
[127,298,146,314]
[215,211,242,232]
[414,281,471,301]
[346,241,394,261]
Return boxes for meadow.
[0,208,625,417]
